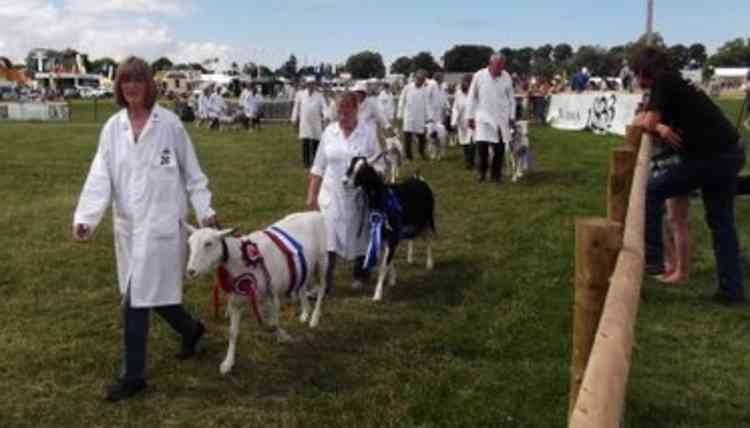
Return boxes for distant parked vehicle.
[63,88,79,99]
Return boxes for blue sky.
[3,0,748,68]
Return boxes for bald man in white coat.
[466,53,516,183]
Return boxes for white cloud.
[0,0,235,67]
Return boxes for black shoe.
[176,322,205,360]
[105,378,146,402]
[712,291,746,306]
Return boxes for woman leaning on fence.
[631,46,746,305]
[72,56,217,401]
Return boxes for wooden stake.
[625,126,643,151]
[607,147,637,224]
[570,217,623,419]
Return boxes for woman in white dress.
[451,74,476,169]
[306,92,383,289]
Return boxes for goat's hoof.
[426,262,434,270]
[310,317,319,328]
[220,361,233,375]
[299,313,309,323]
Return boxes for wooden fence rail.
[569,133,653,428]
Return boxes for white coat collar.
[119,104,162,130]
[330,121,366,139]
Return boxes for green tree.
[411,51,442,74]
[276,54,298,79]
[667,44,690,70]
[553,43,574,64]
[709,38,750,67]
[390,56,413,75]
[442,44,494,72]
[151,57,173,72]
[688,43,707,67]
[344,50,386,79]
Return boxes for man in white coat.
[398,69,432,160]
[377,83,396,126]
[72,57,216,402]
[208,86,226,130]
[241,84,261,131]
[427,72,449,129]
[291,77,327,169]
[353,80,394,135]
[451,73,476,169]
[466,53,516,183]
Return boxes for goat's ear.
[181,219,198,235]
[218,228,235,238]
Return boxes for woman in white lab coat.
[451,74,476,170]
[72,57,217,402]
[306,92,383,290]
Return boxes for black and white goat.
[183,211,330,374]
[343,155,436,301]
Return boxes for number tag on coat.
[157,148,175,167]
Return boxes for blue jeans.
[645,141,746,300]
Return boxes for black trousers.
[121,291,201,382]
[302,139,320,169]
[477,141,505,180]
[463,144,476,169]
[403,132,427,160]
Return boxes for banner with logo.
[0,102,70,121]
[546,93,642,136]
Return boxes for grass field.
[1,99,750,427]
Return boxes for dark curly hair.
[631,46,674,81]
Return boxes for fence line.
[569,133,653,428]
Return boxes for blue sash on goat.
[363,189,403,270]
[263,226,308,297]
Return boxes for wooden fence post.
[569,217,623,419]
[607,147,637,224]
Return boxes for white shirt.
[197,93,209,118]
[427,79,449,122]
[466,68,516,144]
[311,122,383,259]
[451,89,474,145]
[291,89,327,140]
[398,82,432,134]
[73,105,215,307]
[377,89,396,122]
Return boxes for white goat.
[425,122,448,161]
[506,120,532,183]
[184,211,330,375]
[383,135,404,183]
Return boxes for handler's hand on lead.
[72,223,91,241]
[657,124,682,148]
[467,118,476,130]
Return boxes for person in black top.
[632,47,746,304]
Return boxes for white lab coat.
[291,89,327,140]
[465,68,516,144]
[73,105,215,308]
[427,79,449,123]
[310,122,383,260]
[324,97,338,123]
[242,92,260,118]
[451,89,474,145]
[397,82,432,134]
[358,95,391,130]
[377,90,395,123]
[197,93,209,119]
[208,93,226,119]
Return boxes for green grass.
[1,100,749,427]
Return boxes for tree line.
[21,35,750,81]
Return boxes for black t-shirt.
[646,73,739,159]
